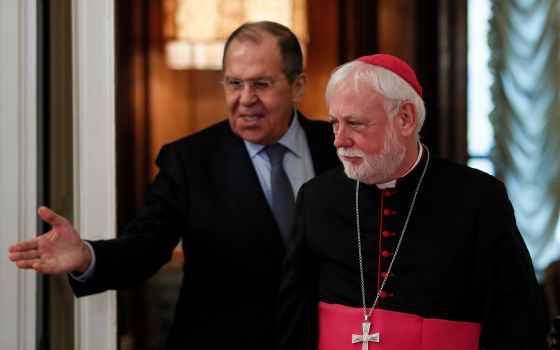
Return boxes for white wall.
[0,0,117,348]
[0,0,38,349]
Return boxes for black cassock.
[277,148,548,350]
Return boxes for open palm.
[8,206,91,274]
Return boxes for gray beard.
[337,126,405,184]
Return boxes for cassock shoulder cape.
[277,148,548,350]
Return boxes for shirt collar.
[244,110,303,158]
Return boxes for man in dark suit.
[9,21,339,349]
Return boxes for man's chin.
[342,164,372,184]
[342,162,399,185]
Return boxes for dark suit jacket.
[70,113,340,349]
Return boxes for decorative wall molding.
[0,1,37,349]
[71,1,117,349]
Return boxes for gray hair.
[325,61,426,137]
[222,21,303,83]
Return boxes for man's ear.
[397,101,417,137]
[292,73,307,102]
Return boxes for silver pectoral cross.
[351,321,380,350]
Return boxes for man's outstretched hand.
[8,206,92,274]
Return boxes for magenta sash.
[318,302,481,350]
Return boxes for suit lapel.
[214,129,286,258]
[210,115,337,259]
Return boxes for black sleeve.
[276,184,320,350]
[477,181,548,349]
[70,143,187,296]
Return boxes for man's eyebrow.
[224,75,275,80]
[329,114,360,121]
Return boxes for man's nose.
[239,85,258,105]
[333,125,353,149]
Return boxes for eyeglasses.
[221,77,279,93]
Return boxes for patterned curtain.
[488,0,560,274]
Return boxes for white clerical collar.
[376,142,424,190]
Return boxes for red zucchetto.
[355,54,423,98]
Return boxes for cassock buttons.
[380,291,394,299]
[383,209,396,216]
[382,230,396,238]
[383,190,395,198]
[382,250,393,258]
[381,271,395,278]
